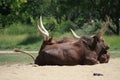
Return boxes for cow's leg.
[84,57,99,65]
[84,51,99,65]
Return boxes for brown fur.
[35,36,110,65]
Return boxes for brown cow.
[15,16,110,65]
[34,16,110,65]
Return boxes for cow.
[34,16,110,65]
[15,16,110,65]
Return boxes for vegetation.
[0,53,37,64]
[0,0,119,50]
[104,36,120,51]
[0,23,120,51]
[0,0,120,35]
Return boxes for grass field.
[0,33,120,50]
[0,53,37,64]
[104,35,120,51]
[0,23,120,50]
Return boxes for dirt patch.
[0,58,120,80]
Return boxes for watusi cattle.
[14,16,110,66]
[35,16,110,65]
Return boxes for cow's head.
[71,16,110,63]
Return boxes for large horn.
[96,16,110,39]
[37,16,49,40]
[39,16,49,35]
[70,28,80,39]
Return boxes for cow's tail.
[14,49,35,61]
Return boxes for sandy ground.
[0,58,120,80]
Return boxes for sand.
[0,58,120,80]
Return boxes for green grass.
[0,53,38,64]
[0,24,42,50]
[0,23,37,35]
[0,23,120,51]
[0,33,120,51]
[110,51,120,58]
[104,35,120,51]
[0,34,35,50]
[0,22,74,50]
